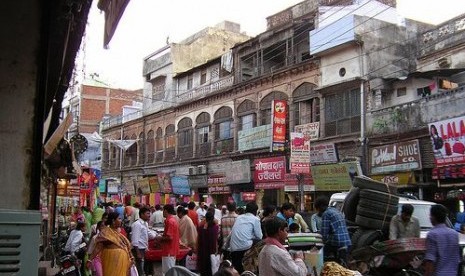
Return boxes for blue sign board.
[171,176,191,195]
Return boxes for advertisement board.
[225,159,251,184]
[295,122,320,141]
[271,100,287,152]
[238,124,272,152]
[290,132,311,174]
[369,140,422,174]
[171,176,191,195]
[311,162,362,191]
[310,143,338,164]
[207,174,231,194]
[253,156,286,189]
[429,116,465,166]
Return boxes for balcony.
[101,110,143,130]
[178,144,193,160]
[419,14,465,57]
[177,75,234,104]
[196,142,211,157]
[214,139,234,155]
[367,86,465,135]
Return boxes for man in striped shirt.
[316,196,351,266]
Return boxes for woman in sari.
[198,210,219,276]
[88,212,134,276]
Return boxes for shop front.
[253,156,286,209]
[284,173,314,212]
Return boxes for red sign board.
[429,116,465,166]
[253,156,286,189]
[271,100,287,152]
[241,192,256,201]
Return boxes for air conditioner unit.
[198,165,207,175]
[188,166,197,176]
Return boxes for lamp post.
[296,173,304,212]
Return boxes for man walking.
[423,204,460,276]
[389,204,420,240]
[315,196,351,266]
[154,204,180,275]
[131,206,156,276]
[149,204,164,227]
[229,202,263,273]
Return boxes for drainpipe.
[359,42,367,175]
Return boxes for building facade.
[99,0,465,212]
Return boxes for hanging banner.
[158,173,172,193]
[137,178,151,195]
[148,176,159,193]
[429,116,465,166]
[107,178,120,194]
[290,132,311,174]
[253,156,286,189]
[271,100,287,152]
[171,176,191,195]
[123,179,135,195]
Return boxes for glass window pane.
[219,121,232,139]
[241,114,254,131]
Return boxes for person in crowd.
[293,210,309,233]
[289,222,300,233]
[91,212,108,237]
[177,206,198,251]
[154,204,180,274]
[64,221,86,254]
[88,212,133,276]
[229,202,263,273]
[131,206,156,276]
[236,207,245,215]
[260,205,277,238]
[197,202,207,223]
[221,205,228,216]
[210,203,223,225]
[82,206,93,237]
[86,221,105,276]
[389,204,420,240]
[258,217,307,276]
[198,210,220,276]
[200,207,220,227]
[220,202,238,259]
[92,204,105,225]
[461,223,465,234]
[71,206,85,224]
[129,202,141,227]
[149,204,164,227]
[310,211,322,233]
[315,196,351,266]
[277,203,295,226]
[423,204,460,276]
[213,260,240,276]
[115,203,125,220]
[187,202,199,228]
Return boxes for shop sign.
[98,179,106,193]
[284,185,315,192]
[136,178,151,195]
[284,173,314,192]
[271,100,287,152]
[371,172,416,186]
[429,116,465,166]
[189,175,208,188]
[238,125,272,152]
[295,122,320,141]
[107,178,120,194]
[369,140,422,174]
[225,159,251,185]
[123,179,135,195]
[148,176,159,193]
[290,132,311,174]
[241,192,256,201]
[310,143,338,164]
[253,156,286,189]
[171,176,191,195]
[67,179,80,197]
[311,162,362,191]
[158,173,172,193]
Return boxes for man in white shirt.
[131,206,156,276]
[149,204,164,227]
[196,202,207,223]
[64,221,86,254]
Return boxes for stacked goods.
[287,233,324,250]
[343,176,399,231]
[321,262,362,276]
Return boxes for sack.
[210,253,221,274]
[185,253,198,271]
[129,264,139,276]
[242,240,266,274]
[162,256,176,274]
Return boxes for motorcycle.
[55,241,86,276]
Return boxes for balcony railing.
[214,138,234,155]
[419,14,465,57]
[367,86,465,135]
[177,75,234,103]
[101,110,143,130]
[196,142,211,157]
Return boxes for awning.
[97,0,131,48]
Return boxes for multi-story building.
[100,0,465,211]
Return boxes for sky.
[79,0,465,91]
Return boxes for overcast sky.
[79,0,465,90]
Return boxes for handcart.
[287,233,325,276]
